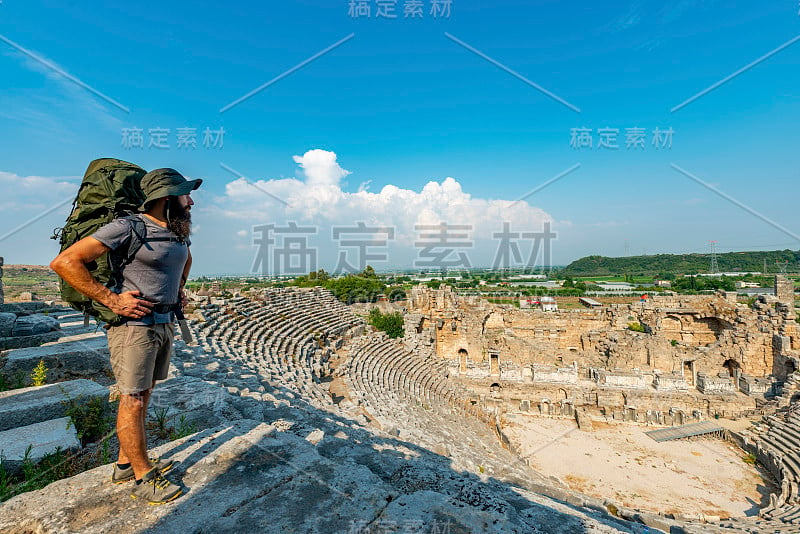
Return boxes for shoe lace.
[149,471,171,492]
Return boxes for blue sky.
[0,0,798,275]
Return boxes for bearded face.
[165,195,192,241]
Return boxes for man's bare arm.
[50,236,154,319]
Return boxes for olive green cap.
[138,168,202,211]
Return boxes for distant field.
[574,275,655,284]
[485,296,641,309]
[1,264,59,301]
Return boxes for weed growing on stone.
[31,359,48,387]
[169,414,198,440]
[0,454,11,500]
[0,446,74,503]
[152,407,171,439]
[101,439,111,465]
[13,370,26,389]
[0,436,122,503]
[62,393,112,446]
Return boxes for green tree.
[368,308,404,338]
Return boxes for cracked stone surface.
[0,418,646,534]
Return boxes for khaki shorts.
[107,323,175,395]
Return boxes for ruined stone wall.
[406,285,800,381]
[464,378,757,420]
[776,274,795,305]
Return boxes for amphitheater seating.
[191,288,567,495]
[191,287,361,409]
[341,331,524,476]
[753,410,800,524]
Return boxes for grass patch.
[0,446,75,502]
[149,409,198,441]
[0,399,117,504]
[61,392,113,447]
[0,370,31,392]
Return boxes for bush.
[368,308,404,338]
[627,322,646,333]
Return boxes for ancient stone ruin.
[404,279,799,424]
[1,282,799,532]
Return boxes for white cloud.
[212,149,552,242]
[0,171,80,261]
[201,149,556,270]
[0,171,78,211]
[0,150,558,272]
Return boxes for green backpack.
[53,158,149,325]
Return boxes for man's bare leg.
[117,382,155,468]
[116,391,152,480]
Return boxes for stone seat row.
[348,336,463,419]
[190,289,362,408]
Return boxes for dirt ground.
[501,415,776,518]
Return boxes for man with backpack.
[51,166,201,505]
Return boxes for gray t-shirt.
[92,215,189,325]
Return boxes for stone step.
[0,331,62,351]
[44,330,106,345]
[0,336,109,385]
[0,417,80,471]
[0,418,643,534]
[0,309,95,352]
[0,379,108,431]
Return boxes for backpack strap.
[123,215,148,267]
[107,215,187,294]
[122,215,186,258]
[107,215,147,293]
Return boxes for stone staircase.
[0,310,110,469]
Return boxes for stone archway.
[458,348,468,373]
[722,359,741,378]
[490,352,500,375]
[683,361,695,387]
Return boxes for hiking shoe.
[130,468,182,505]
[112,457,174,484]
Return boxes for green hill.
[561,250,800,277]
